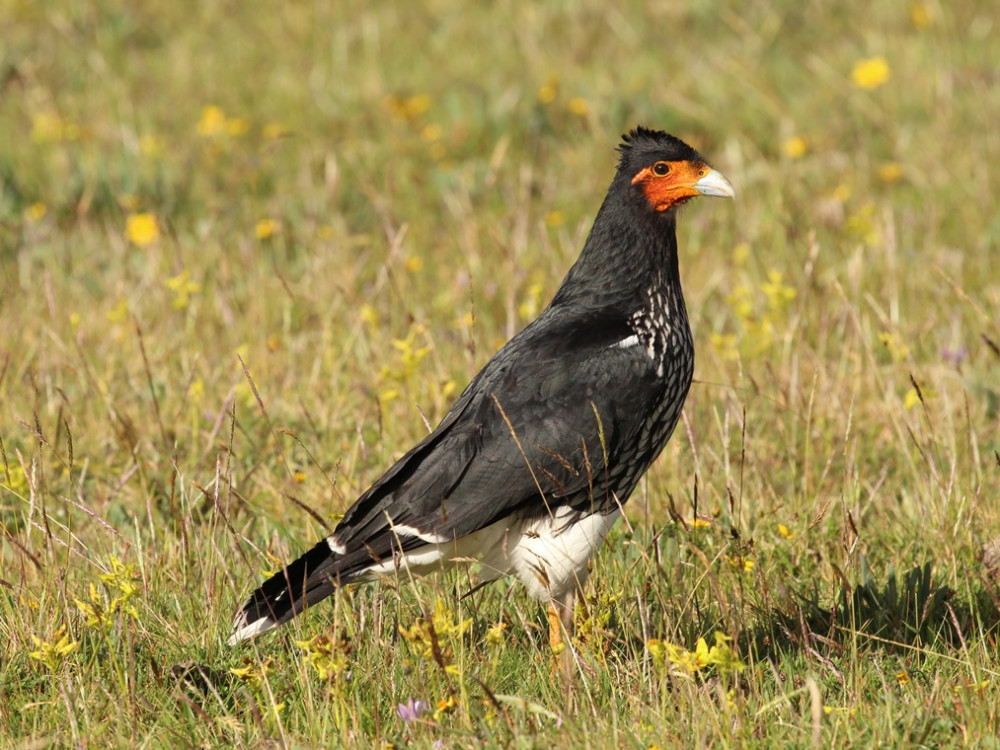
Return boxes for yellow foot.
[548,602,564,652]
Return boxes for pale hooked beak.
[694,168,736,199]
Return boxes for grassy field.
[3,0,1000,746]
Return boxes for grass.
[2,0,1000,746]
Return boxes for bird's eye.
[652,162,670,176]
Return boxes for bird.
[228,127,734,648]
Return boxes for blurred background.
[3,0,996,539]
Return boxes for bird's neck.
[550,197,684,318]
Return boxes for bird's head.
[617,127,735,214]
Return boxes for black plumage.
[228,128,734,645]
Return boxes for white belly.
[500,507,622,600]
[364,507,621,602]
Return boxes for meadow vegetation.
[2,0,999,746]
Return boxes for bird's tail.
[228,539,342,646]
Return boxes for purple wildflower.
[942,346,967,366]
[397,697,429,723]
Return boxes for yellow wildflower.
[106,299,130,323]
[295,634,351,681]
[165,270,202,309]
[852,56,890,90]
[537,82,558,104]
[832,184,852,203]
[878,331,910,362]
[433,694,458,721]
[0,464,29,495]
[196,105,227,137]
[99,555,139,599]
[761,270,797,312]
[518,282,545,321]
[75,582,111,629]
[359,303,379,327]
[704,632,746,674]
[438,379,456,400]
[485,622,507,647]
[399,598,472,662]
[230,656,274,687]
[255,218,280,239]
[27,202,47,221]
[646,638,666,667]
[568,97,589,116]
[406,94,431,116]
[903,386,931,410]
[125,213,160,247]
[725,283,754,320]
[667,640,703,673]
[75,555,141,630]
[777,523,794,540]
[728,555,755,573]
[29,626,78,671]
[783,136,807,159]
[650,632,744,675]
[878,162,904,183]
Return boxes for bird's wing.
[328,306,666,572]
[229,307,673,642]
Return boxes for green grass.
[3,0,1000,746]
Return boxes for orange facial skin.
[631,160,711,212]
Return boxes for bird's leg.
[560,589,576,641]
[547,590,577,651]
[548,591,579,690]
[547,602,563,651]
